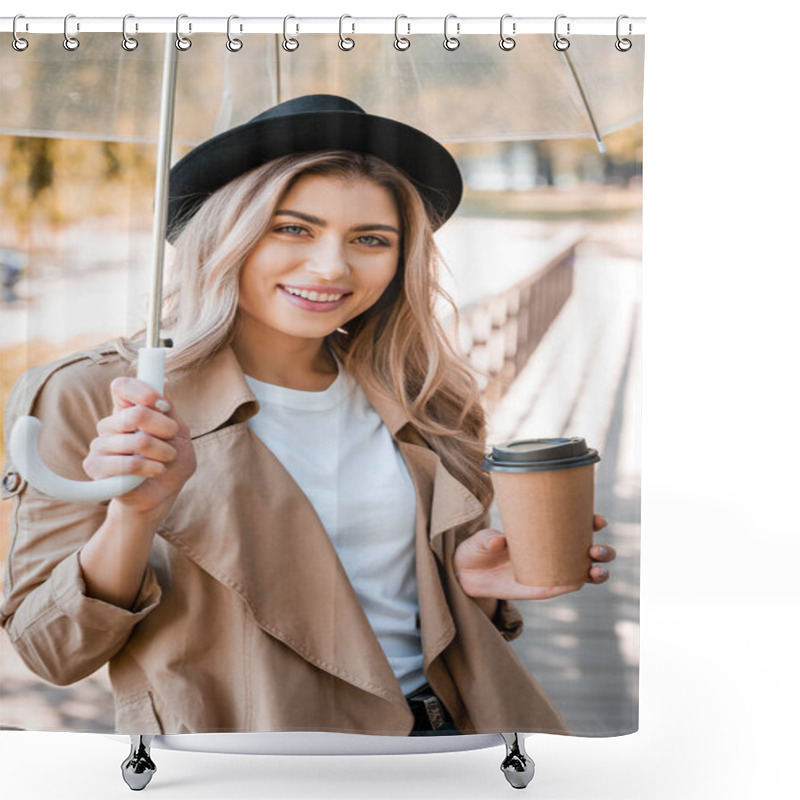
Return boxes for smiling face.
[235,173,402,350]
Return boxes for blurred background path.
[488,221,641,735]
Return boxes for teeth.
[283,286,345,302]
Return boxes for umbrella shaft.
[147,34,178,349]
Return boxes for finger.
[153,379,192,436]
[588,564,610,584]
[593,513,608,531]
[109,376,170,414]
[89,431,177,464]
[98,403,180,439]
[467,529,506,552]
[83,453,166,480]
[455,529,507,575]
[486,532,507,552]
[526,584,583,600]
[589,544,617,562]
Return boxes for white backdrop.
[2,1,798,799]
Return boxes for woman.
[1,95,615,736]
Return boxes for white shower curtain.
[1,21,642,740]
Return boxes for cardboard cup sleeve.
[491,465,595,586]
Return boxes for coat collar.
[167,343,484,549]
[168,344,409,439]
[159,344,486,705]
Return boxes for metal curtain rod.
[1,15,646,36]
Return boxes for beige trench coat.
[1,343,569,736]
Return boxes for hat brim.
[167,110,463,242]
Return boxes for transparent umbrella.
[2,31,643,502]
[1,32,644,148]
[6,35,178,502]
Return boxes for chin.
[278,321,343,339]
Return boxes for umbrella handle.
[8,347,167,503]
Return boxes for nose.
[305,235,350,282]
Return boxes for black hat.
[167,94,463,242]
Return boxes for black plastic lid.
[482,437,600,473]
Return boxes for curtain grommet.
[175,14,192,51]
[499,14,516,51]
[226,15,243,52]
[338,14,355,51]
[12,14,29,51]
[63,13,80,51]
[394,15,411,51]
[282,15,300,51]
[443,14,460,51]
[615,15,633,51]
[121,14,139,51]
[553,14,570,51]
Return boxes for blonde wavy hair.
[118,150,493,514]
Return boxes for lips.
[277,284,352,313]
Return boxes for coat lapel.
[355,378,486,560]
[159,425,408,705]
[159,346,486,705]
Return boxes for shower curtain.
[0,23,643,738]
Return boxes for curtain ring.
[443,14,460,51]
[283,15,299,51]
[499,14,516,51]
[122,14,138,51]
[553,14,570,51]
[63,13,79,51]
[394,15,410,51]
[226,15,243,51]
[12,15,29,51]
[175,14,192,50]
[615,15,632,52]
[338,15,355,50]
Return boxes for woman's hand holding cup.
[82,376,196,520]
[455,514,616,601]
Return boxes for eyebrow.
[274,209,400,235]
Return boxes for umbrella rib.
[563,51,606,154]
[274,34,283,104]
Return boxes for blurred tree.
[102,142,122,179]
[24,138,55,199]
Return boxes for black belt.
[405,683,451,732]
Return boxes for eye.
[354,234,390,247]
[274,224,308,236]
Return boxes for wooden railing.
[444,238,581,413]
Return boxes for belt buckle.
[421,695,446,730]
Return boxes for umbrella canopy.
[0,32,643,149]
[1,29,643,503]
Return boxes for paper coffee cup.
[482,438,601,587]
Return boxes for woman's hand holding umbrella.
[82,376,197,519]
[454,514,616,601]
[76,377,196,610]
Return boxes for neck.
[231,320,338,391]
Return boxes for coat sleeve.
[0,352,162,686]
[486,597,524,642]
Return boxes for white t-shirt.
[243,359,426,696]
